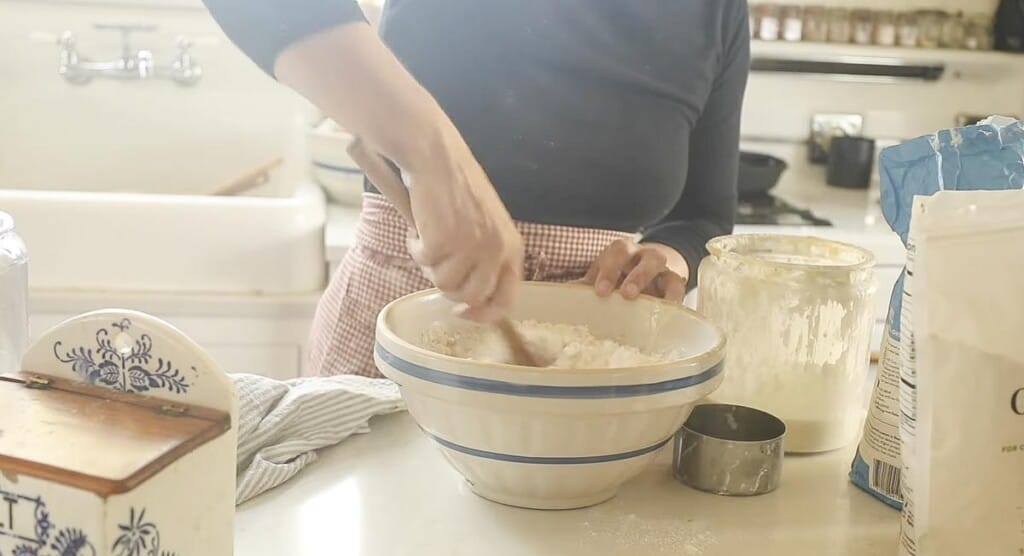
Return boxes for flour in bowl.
[421,320,668,368]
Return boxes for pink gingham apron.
[308,193,635,378]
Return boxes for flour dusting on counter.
[422,320,669,368]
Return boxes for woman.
[203,0,750,377]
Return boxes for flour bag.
[849,116,1024,508]
[897,190,1024,555]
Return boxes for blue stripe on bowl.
[429,432,671,465]
[375,343,722,399]
[312,160,364,174]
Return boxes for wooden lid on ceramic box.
[0,372,231,497]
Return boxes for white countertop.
[235,412,899,556]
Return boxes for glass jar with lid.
[827,7,852,43]
[940,11,965,48]
[874,11,897,46]
[851,9,875,45]
[754,3,782,41]
[0,211,28,374]
[803,6,829,42]
[917,9,946,48]
[963,13,992,50]
[897,11,920,47]
[698,235,877,453]
[781,5,804,41]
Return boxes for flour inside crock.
[421,320,669,368]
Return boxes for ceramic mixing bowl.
[375,282,725,510]
[306,122,364,206]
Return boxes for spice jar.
[698,235,877,453]
[963,13,993,50]
[940,11,966,48]
[781,5,804,41]
[851,10,874,45]
[917,10,945,48]
[874,11,897,46]
[755,3,782,41]
[0,211,29,374]
[803,6,829,42]
[897,11,920,47]
[828,8,852,43]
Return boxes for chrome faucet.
[58,24,202,86]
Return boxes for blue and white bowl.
[375,282,726,509]
[306,121,364,206]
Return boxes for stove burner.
[736,194,831,226]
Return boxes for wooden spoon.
[210,157,283,196]
[346,138,543,367]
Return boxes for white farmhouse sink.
[0,0,327,294]
[1,184,325,294]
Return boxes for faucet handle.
[171,34,203,86]
[57,30,76,47]
[175,35,193,51]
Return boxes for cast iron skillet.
[738,151,788,199]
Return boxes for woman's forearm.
[274,23,450,174]
[205,2,523,319]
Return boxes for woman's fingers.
[490,264,520,314]
[581,239,690,302]
[459,260,502,308]
[620,248,668,299]
[458,264,519,322]
[592,239,637,296]
[656,271,688,303]
[411,236,470,297]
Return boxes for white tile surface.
[235,412,900,556]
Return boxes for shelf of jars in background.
[750,5,995,51]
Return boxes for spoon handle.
[347,138,414,223]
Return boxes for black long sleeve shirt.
[203,0,750,284]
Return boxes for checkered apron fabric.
[308,193,636,378]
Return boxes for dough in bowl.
[421,320,669,368]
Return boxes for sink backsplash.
[0,0,312,196]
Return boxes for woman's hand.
[405,126,524,323]
[579,239,689,303]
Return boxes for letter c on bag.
[1012,388,1024,415]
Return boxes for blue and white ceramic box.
[0,310,237,556]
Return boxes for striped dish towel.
[231,373,405,505]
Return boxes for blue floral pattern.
[1,496,175,556]
[52,319,190,395]
[0,490,95,556]
[49,529,94,556]
[111,508,175,556]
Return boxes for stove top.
[736,194,832,227]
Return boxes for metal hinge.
[23,376,53,389]
[159,404,189,417]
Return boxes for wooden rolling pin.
[346,138,542,367]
